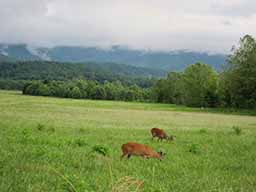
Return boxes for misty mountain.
[0,54,12,62]
[0,43,226,71]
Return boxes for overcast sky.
[0,0,256,53]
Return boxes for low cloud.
[0,0,255,53]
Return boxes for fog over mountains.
[0,43,226,72]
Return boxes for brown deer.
[121,142,165,160]
[151,127,175,142]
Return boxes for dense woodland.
[1,35,256,109]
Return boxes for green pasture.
[0,90,256,192]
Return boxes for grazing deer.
[121,142,165,160]
[151,127,175,142]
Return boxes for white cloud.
[0,0,255,53]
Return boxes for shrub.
[92,145,109,156]
[37,123,45,131]
[189,144,200,154]
[47,127,55,133]
[232,126,242,135]
[78,128,85,133]
[199,129,207,134]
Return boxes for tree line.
[23,79,152,102]
[0,80,30,90]
[154,35,256,109]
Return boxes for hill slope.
[0,43,226,71]
[0,60,164,86]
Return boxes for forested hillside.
[0,43,226,71]
[0,60,164,85]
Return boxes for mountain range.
[0,43,226,72]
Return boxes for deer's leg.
[120,152,128,160]
[144,155,150,159]
[141,155,147,159]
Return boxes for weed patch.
[232,126,242,135]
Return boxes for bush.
[47,127,55,133]
[37,123,45,131]
[232,126,242,135]
[199,129,207,134]
[92,145,109,156]
[78,128,85,133]
[189,144,200,154]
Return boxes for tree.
[104,81,117,100]
[93,86,106,100]
[86,80,97,98]
[38,84,50,96]
[183,63,218,107]
[165,72,185,105]
[152,79,169,103]
[221,35,256,108]
[74,79,88,98]
[23,81,41,95]
[130,85,144,101]
[70,87,82,99]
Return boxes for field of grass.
[0,90,256,192]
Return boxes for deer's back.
[122,142,153,155]
[151,128,167,138]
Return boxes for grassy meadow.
[0,90,256,192]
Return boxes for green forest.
[1,35,256,109]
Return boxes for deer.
[121,142,165,160]
[151,127,175,142]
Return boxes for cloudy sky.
[0,0,255,53]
